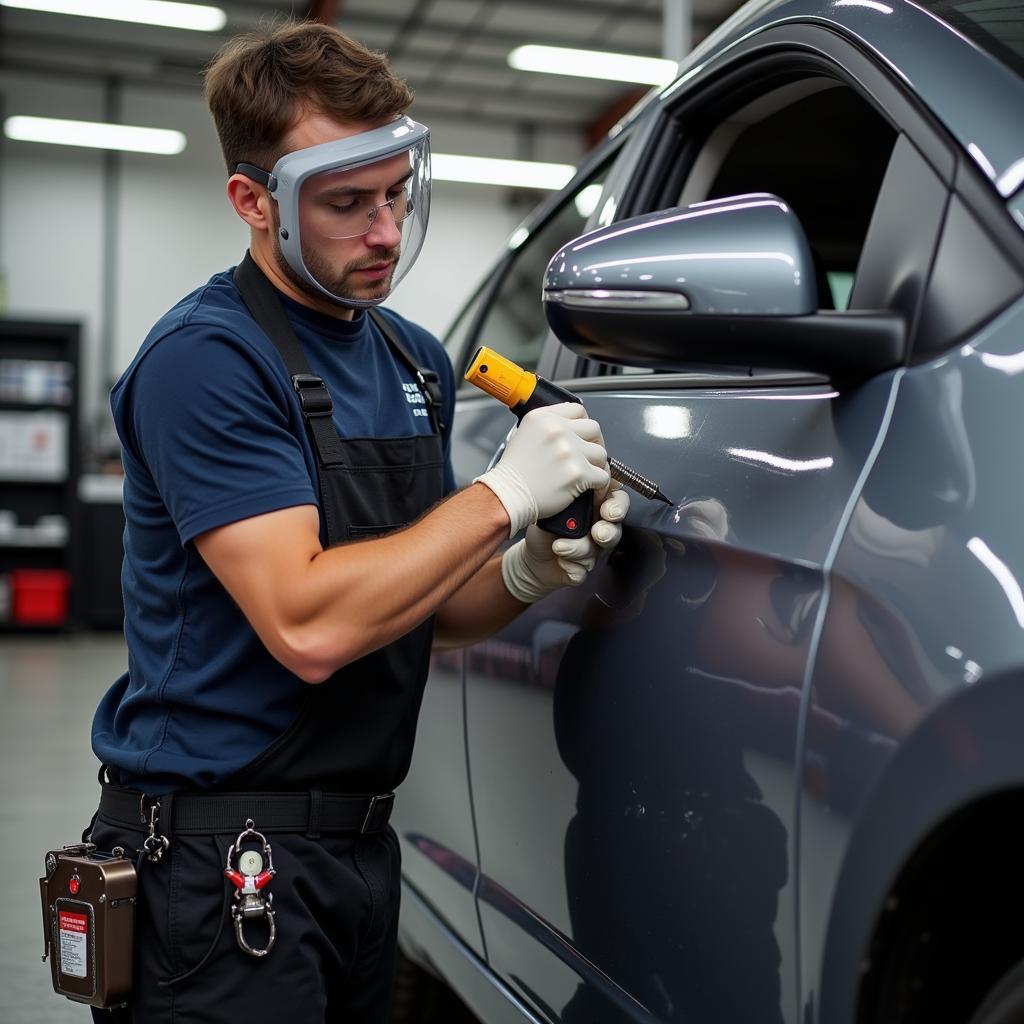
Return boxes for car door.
[459,31,951,1024]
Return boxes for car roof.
[661,0,1024,202]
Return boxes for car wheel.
[969,961,1024,1024]
[387,949,480,1024]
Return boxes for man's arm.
[433,553,522,649]
[194,402,610,684]
[195,483,510,684]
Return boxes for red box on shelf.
[10,569,70,625]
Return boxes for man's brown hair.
[204,20,414,174]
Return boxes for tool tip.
[654,490,673,505]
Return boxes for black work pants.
[88,814,401,1024]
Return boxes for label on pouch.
[58,910,88,978]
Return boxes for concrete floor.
[1,634,129,1023]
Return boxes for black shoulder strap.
[233,253,444,434]
[367,307,445,432]
[233,252,308,378]
[232,253,349,475]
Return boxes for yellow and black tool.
[465,346,672,538]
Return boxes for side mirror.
[543,193,905,383]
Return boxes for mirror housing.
[543,193,905,383]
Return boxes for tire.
[969,961,1024,1024]
[387,949,480,1024]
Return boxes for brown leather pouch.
[40,843,137,1009]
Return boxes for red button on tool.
[68,876,80,895]
[566,518,578,530]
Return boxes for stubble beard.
[269,209,400,306]
[302,242,400,304]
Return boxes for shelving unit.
[0,319,81,630]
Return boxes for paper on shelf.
[0,411,69,481]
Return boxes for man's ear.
[227,174,273,231]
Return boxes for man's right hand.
[474,402,611,536]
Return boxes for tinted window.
[612,79,901,377]
[700,86,897,310]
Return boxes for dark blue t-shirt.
[91,267,456,793]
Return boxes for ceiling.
[0,0,744,148]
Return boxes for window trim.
[621,28,957,222]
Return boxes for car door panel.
[458,36,923,1022]
[466,373,899,1023]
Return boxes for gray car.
[390,2,1024,1023]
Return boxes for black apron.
[226,253,446,793]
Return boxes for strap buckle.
[416,369,443,410]
[360,793,396,834]
[291,374,333,417]
[415,369,445,430]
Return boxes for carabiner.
[224,818,277,957]
[144,801,169,863]
[232,903,277,958]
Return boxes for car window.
[677,79,898,311]
[461,167,608,378]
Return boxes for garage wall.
[0,69,582,441]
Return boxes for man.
[85,20,627,1023]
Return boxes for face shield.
[238,117,430,308]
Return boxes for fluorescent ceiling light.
[433,153,574,190]
[508,44,676,86]
[0,0,226,31]
[5,116,186,154]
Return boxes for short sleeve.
[120,325,318,544]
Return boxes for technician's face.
[270,113,408,308]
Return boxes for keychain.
[224,819,276,957]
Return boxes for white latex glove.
[502,484,630,603]
[475,403,610,537]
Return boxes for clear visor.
[282,137,430,309]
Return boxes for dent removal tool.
[465,346,673,539]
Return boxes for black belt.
[97,783,395,837]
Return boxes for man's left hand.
[501,485,630,604]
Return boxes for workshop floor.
[1,634,128,1024]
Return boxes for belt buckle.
[360,793,395,834]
